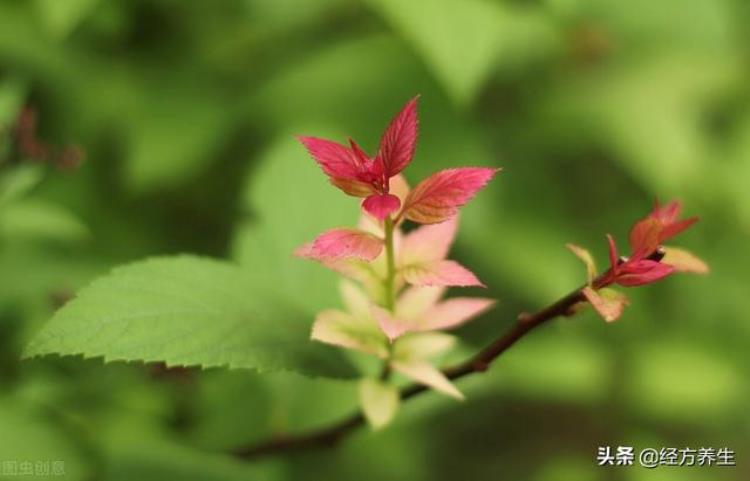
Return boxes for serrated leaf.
[24,256,357,379]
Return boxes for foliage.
[0,0,748,480]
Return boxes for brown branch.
[232,285,587,459]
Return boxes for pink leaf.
[376,96,419,177]
[402,260,484,287]
[395,286,445,320]
[606,234,619,271]
[298,136,363,180]
[371,305,410,341]
[628,217,662,259]
[402,167,500,224]
[401,216,458,265]
[615,259,674,287]
[419,298,495,331]
[649,199,698,242]
[363,193,401,220]
[582,287,628,323]
[295,228,383,261]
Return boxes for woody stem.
[232,279,594,459]
[383,216,397,312]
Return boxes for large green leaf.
[24,255,357,379]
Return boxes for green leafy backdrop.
[1,0,748,480]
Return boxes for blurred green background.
[1,0,748,480]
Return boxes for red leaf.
[401,167,499,224]
[377,96,419,177]
[615,259,674,287]
[628,217,662,259]
[298,136,364,181]
[362,193,401,220]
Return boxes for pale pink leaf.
[402,167,500,224]
[403,260,484,287]
[371,305,410,341]
[393,332,456,360]
[362,193,401,220]
[389,174,411,206]
[311,310,388,357]
[377,96,419,177]
[419,298,495,331]
[390,359,464,400]
[582,286,628,323]
[401,216,459,265]
[295,228,383,261]
[395,286,446,321]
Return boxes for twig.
[232,284,587,459]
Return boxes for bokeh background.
[1,0,749,480]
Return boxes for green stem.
[383,216,397,312]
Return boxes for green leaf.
[359,378,400,429]
[0,76,26,127]
[24,255,357,379]
[124,90,230,192]
[0,199,88,242]
[0,164,43,208]
[33,0,100,39]
[566,243,597,284]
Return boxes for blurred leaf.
[0,76,26,127]
[545,53,739,193]
[33,0,100,39]
[102,425,284,481]
[0,199,88,242]
[124,92,231,193]
[25,255,358,379]
[625,340,744,425]
[359,377,400,429]
[0,398,92,481]
[365,0,557,105]
[233,135,359,313]
[0,164,43,208]
[486,332,613,404]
